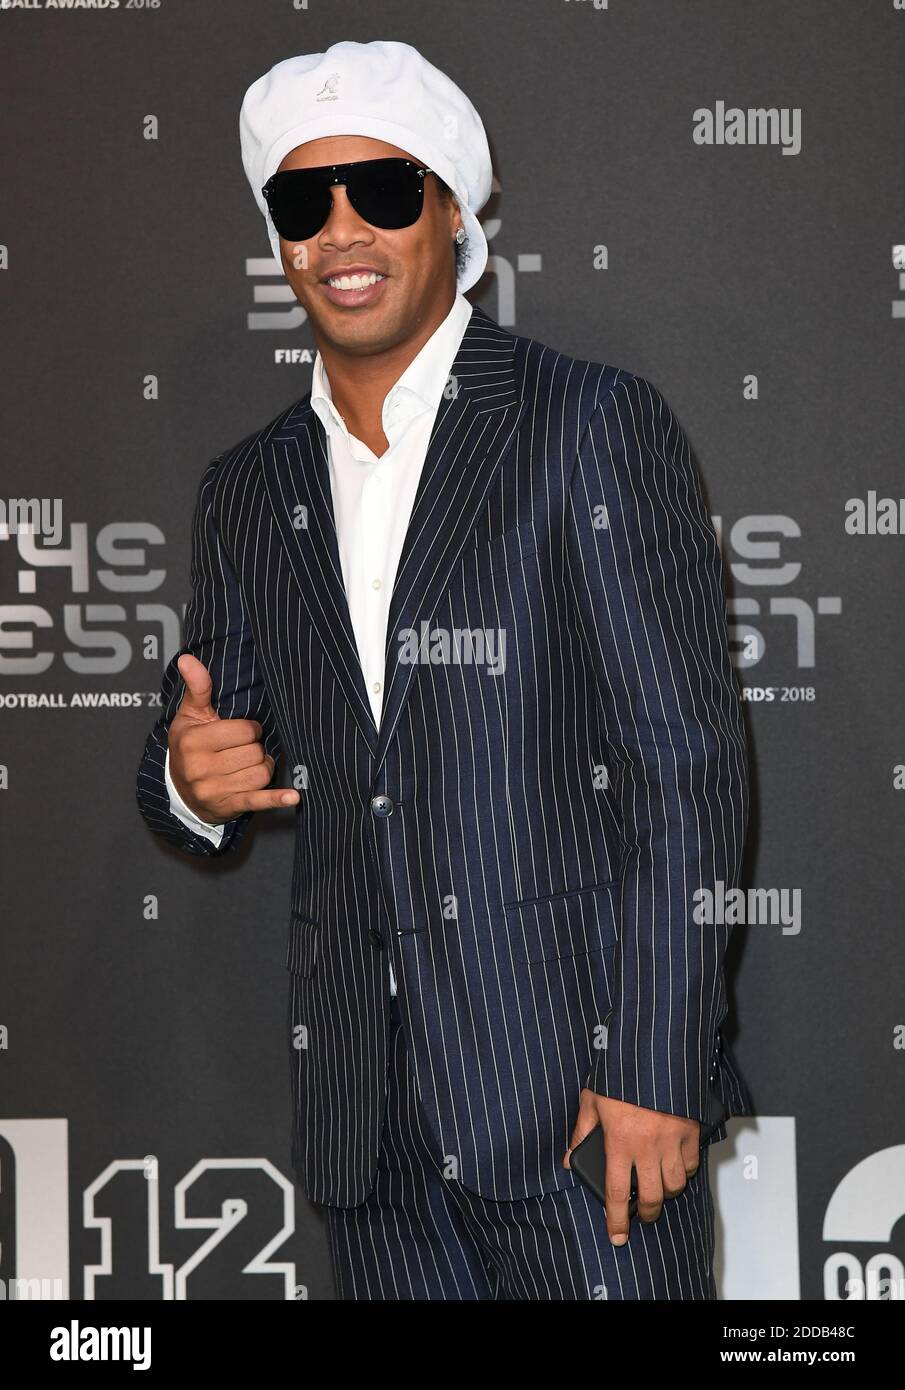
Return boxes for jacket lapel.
[260,412,380,753]
[259,303,525,769]
[375,312,525,768]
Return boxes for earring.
[454,228,466,244]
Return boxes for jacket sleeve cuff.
[583,1014,718,1124]
[136,720,252,858]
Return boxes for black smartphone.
[569,1085,727,1216]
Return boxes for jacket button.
[368,928,383,948]
[370,794,394,818]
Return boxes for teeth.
[327,272,386,290]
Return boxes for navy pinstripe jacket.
[136,302,754,1205]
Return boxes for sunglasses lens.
[349,161,425,230]
[266,174,332,241]
[265,160,426,242]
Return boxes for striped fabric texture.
[136,302,754,1206]
[326,999,719,1299]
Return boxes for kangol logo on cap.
[316,74,340,102]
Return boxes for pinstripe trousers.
[324,993,718,1301]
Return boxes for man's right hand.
[167,653,299,825]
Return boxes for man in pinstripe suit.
[137,41,753,1299]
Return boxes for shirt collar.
[310,291,473,448]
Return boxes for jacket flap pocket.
[286,912,319,977]
[504,880,619,964]
[478,522,538,576]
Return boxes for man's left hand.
[564,1090,701,1246]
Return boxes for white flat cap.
[239,39,493,293]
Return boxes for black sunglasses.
[262,157,434,242]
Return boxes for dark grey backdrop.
[2,0,903,1301]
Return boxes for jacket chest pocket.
[504,880,620,964]
[478,520,538,577]
[286,912,319,977]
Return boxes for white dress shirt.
[165,290,474,998]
